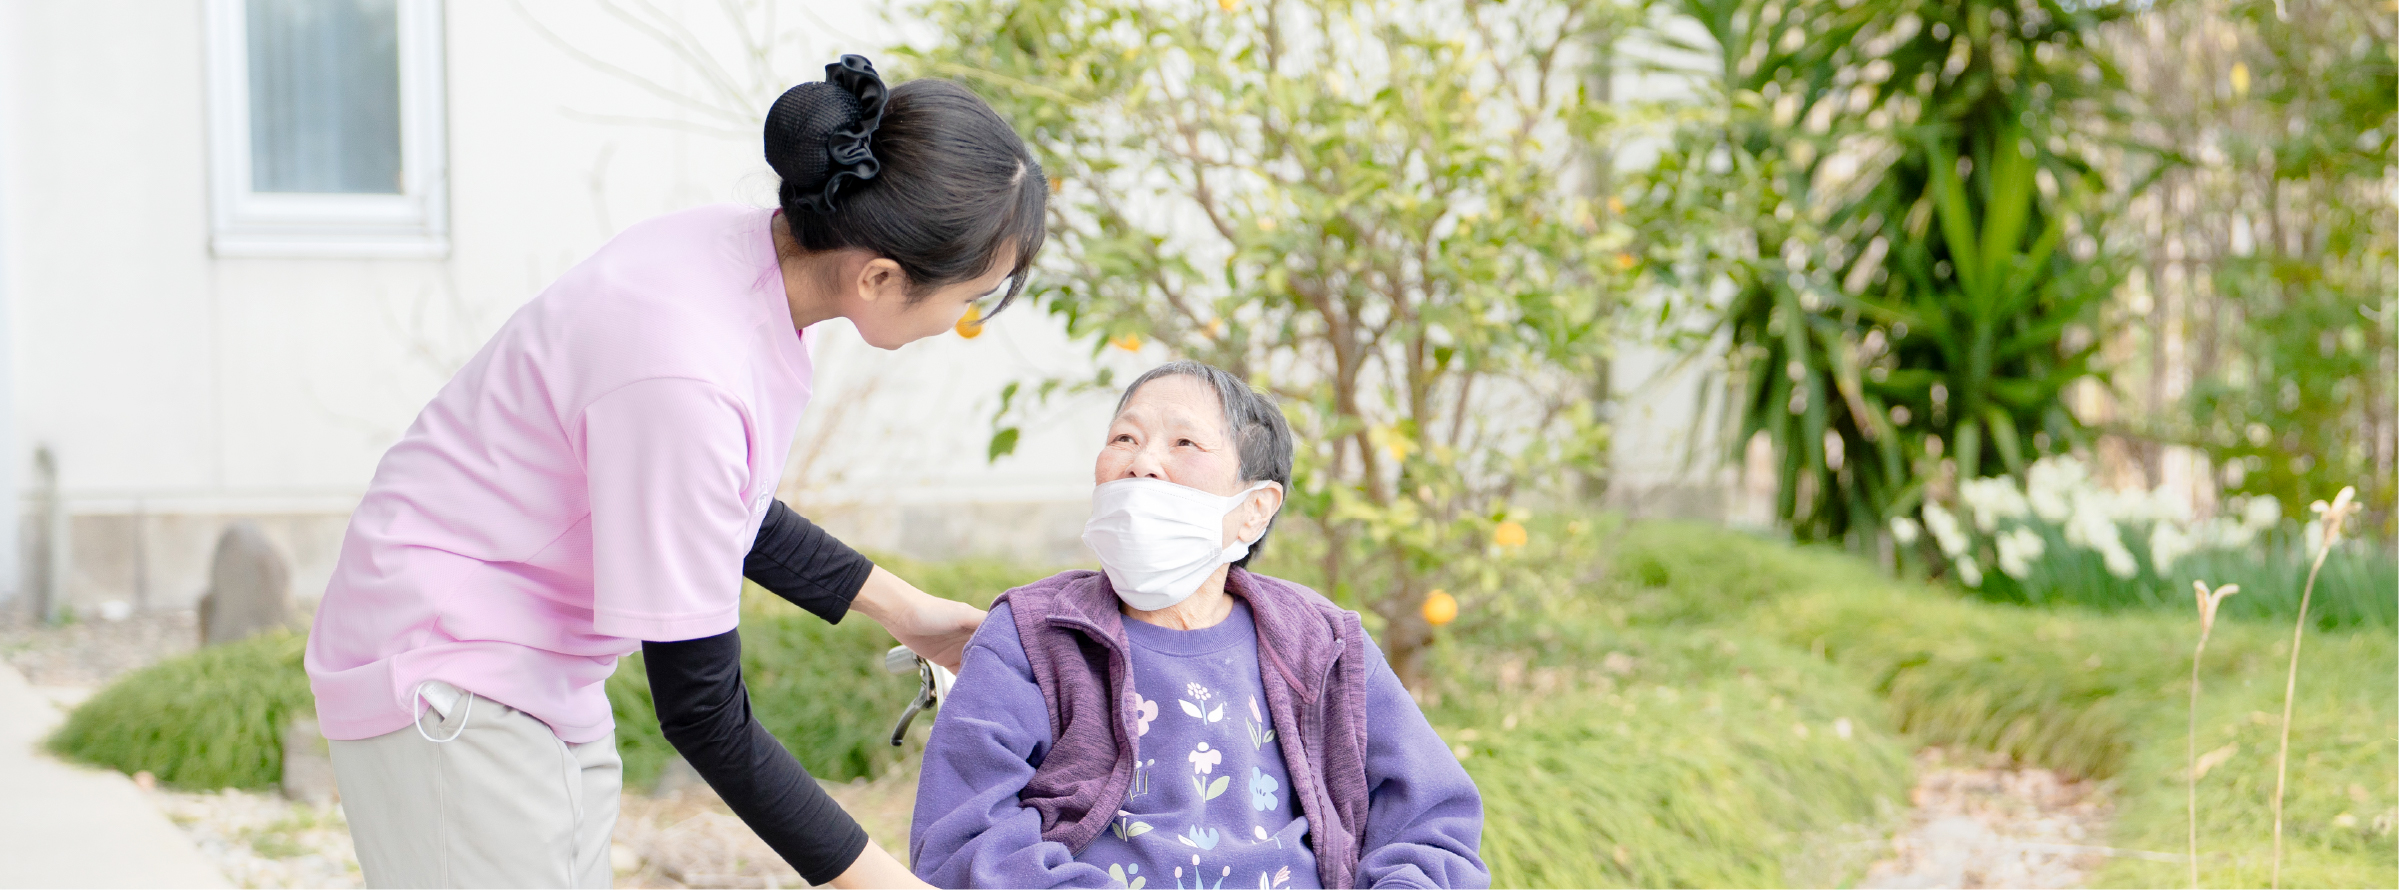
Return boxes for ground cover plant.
[45,521,2394,887]
[1692,525,2395,888]
[46,630,311,791]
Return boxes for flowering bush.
[1887,456,2390,623]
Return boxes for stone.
[198,521,292,646]
[281,715,337,808]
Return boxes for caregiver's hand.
[852,565,985,674]
[826,842,933,889]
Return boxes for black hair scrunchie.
[763,54,889,214]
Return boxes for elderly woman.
[910,362,1488,889]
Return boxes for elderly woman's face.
[1096,374,1282,548]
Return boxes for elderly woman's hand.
[852,565,986,673]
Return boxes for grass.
[42,520,2395,888]
[2098,633,2398,888]
[1597,521,2395,887]
[1417,621,1912,887]
[46,630,312,790]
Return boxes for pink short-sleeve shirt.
[306,204,814,743]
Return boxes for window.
[205,0,446,257]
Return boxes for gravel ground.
[150,785,364,889]
[134,766,921,889]
[1862,746,2146,889]
[616,767,919,889]
[0,609,199,687]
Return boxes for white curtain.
[246,0,401,194]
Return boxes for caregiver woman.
[305,56,1044,889]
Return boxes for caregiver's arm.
[644,631,885,886]
[909,602,1115,889]
[1357,638,1493,889]
[584,380,922,888]
[744,500,984,672]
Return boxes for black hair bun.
[764,54,889,214]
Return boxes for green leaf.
[986,427,1021,463]
[1203,775,1230,800]
[1953,418,1982,481]
[1982,407,2025,475]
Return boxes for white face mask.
[1082,477,1274,612]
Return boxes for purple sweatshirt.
[911,575,1488,889]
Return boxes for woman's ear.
[854,256,908,305]
[1239,482,1285,543]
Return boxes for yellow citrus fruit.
[955,304,985,339]
[1110,333,1144,352]
[1492,520,1528,549]
[1421,589,1458,626]
[1218,0,1245,11]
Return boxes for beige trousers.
[330,687,621,888]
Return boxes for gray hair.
[1114,361,1293,567]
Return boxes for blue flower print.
[1174,825,1220,850]
[1248,767,1280,811]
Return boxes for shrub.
[51,554,1059,794]
[611,555,1060,790]
[47,631,312,791]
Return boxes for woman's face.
[844,254,1013,350]
[1095,375,1283,547]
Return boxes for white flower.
[1954,554,1984,588]
[2063,501,2120,552]
[1922,502,1970,558]
[2149,522,2195,575]
[2025,456,2087,522]
[1188,742,1222,775]
[1959,476,2030,532]
[2100,538,2139,579]
[2237,495,2283,531]
[1996,527,2046,579]
[1889,516,1922,546]
[2194,515,2258,552]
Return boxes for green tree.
[901,0,1634,685]
[1628,0,2133,544]
[2159,0,2397,531]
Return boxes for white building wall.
[4,0,1119,618]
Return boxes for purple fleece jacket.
[910,569,1488,889]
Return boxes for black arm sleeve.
[643,629,871,885]
[744,499,875,624]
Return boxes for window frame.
[203,0,448,258]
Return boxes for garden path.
[0,659,229,888]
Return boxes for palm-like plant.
[1632,0,2132,543]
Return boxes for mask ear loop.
[411,681,473,744]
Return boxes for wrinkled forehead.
[1110,374,1230,438]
